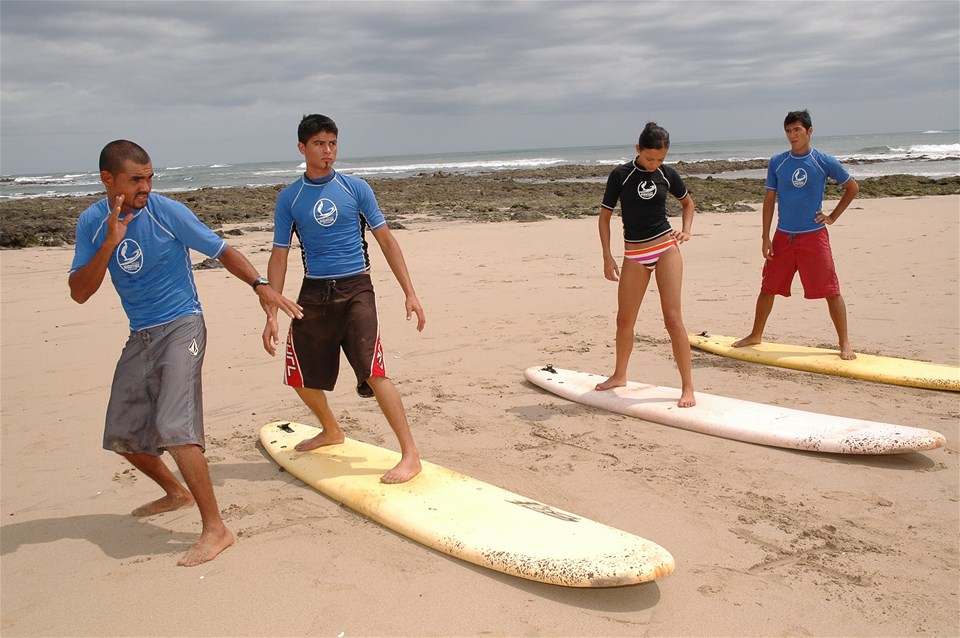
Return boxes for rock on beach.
[1,163,956,249]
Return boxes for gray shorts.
[104,314,206,456]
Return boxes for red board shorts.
[761,228,841,299]
[283,274,386,394]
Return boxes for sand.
[1,194,958,637]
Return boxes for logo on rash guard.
[791,168,808,188]
[638,181,657,200]
[116,239,143,273]
[313,198,338,227]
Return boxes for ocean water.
[1,130,957,201]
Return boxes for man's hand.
[262,315,281,356]
[762,237,774,260]
[107,194,133,245]
[406,294,426,332]
[814,209,837,225]
[256,286,303,320]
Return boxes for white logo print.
[188,339,199,356]
[792,168,808,188]
[638,181,657,200]
[116,239,143,273]
[313,198,338,227]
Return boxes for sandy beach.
[1,193,958,636]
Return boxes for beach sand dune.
[1,196,957,637]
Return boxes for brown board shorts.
[283,274,385,395]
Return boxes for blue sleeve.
[155,197,226,258]
[817,151,852,185]
[69,200,108,272]
[354,178,386,230]
[765,154,780,191]
[273,187,295,248]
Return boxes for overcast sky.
[1,0,958,175]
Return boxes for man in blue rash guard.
[69,140,303,567]
[261,114,425,484]
[733,110,860,359]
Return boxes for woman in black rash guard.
[595,122,697,408]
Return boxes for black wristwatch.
[252,277,269,292]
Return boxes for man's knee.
[165,443,205,462]
[366,375,391,388]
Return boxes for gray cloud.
[1,0,957,174]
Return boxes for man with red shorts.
[733,110,860,359]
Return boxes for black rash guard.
[601,160,688,243]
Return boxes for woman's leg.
[596,258,652,391]
[654,248,696,407]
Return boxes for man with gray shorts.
[69,140,302,567]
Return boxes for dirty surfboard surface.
[260,420,675,587]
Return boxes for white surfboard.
[261,421,675,587]
[524,365,946,455]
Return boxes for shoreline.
[1,161,958,248]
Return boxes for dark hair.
[637,122,670,151]
[298,114,339,143]
[99,140,150,174]
[784,109,812,130]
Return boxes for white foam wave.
[13,174,100,186]
[251,169,302,177]
[841,143,960,163]
[905,143,960,155]
[346,157,567,176]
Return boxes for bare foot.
[840,346,857,360]
[131,492,195,517]
[678,389,696,408]
[178,526,235,567]
[294,430,345,452]
[731,336,760,348]
[380,454,422,484]
[595,375,626,391]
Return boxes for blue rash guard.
[767,149,852,234]
[70,193,226,331]
[273,171,387,279]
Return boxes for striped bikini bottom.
[624,236,679,270]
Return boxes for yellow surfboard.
[689,332,960,392]
[260,421,675,587]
